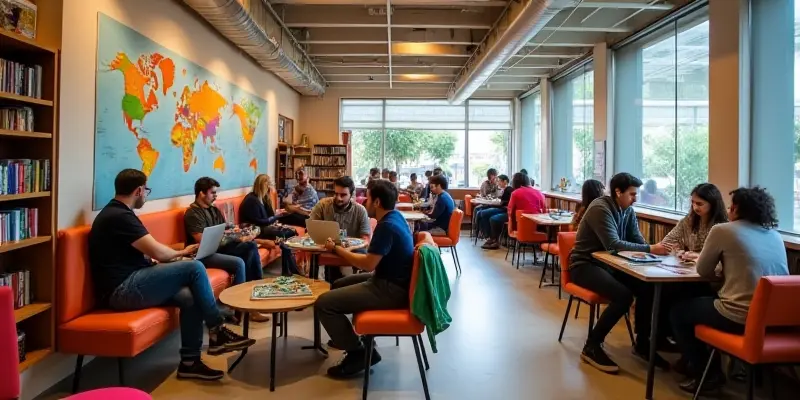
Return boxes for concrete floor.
[37,235,796,399]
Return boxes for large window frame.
[340,99,513,189]
[612,5,710,213]
[551,62,594,192]
[520,89,542,185]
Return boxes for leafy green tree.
[349,129,458,183]
[423,132,457,166]
[573,126,594,184]
[641,126,709,211]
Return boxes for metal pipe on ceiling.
[387,0,394,88]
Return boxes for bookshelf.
[307,144,348,196]
[0,12,59,374]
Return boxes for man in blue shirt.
[316,180,415,379]
[280,169,319,227]
[419,174,454,236]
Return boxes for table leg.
[227,316,249,373]
[540,226,559,287]
[270,312,277,392]
[300,307,329,357]
[645,283,663,400]
[310,253,320,280]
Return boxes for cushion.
[695,325,800,364]
[541,243,559,255]
[354,310,425,336]
[206,268,231,297]
[59,307,178,357]
[564,283,608,305]
[432,237,454,247]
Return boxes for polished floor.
[38,234,795,399]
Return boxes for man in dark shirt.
[316,180,414,378]
[419,174,455,236]
[184,177,268,322]
[89,169,254,381]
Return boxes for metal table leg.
[270,312,277,391]
[540,226,560,287]
[227,316,249,373]
[301,307,329,356]
[645,283,663,399]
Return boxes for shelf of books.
[0,14,59,373]
[307,144,348,195]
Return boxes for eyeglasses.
[144,187,152,195]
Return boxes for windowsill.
[541,190,800,251]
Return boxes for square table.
[592,252,709,400]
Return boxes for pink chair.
[0,286,151,400]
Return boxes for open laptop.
[306,220,341,245]
[193,223,226,260]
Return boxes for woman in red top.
[508,172,547,231]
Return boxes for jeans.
[570,262,654,345]
[477,207,505,239]
[218,240,263,282]
[200,253,247,285]
[670,296,744,378]
[278,213,309,227]
[315,274,409,351]
[108,260,223,361]
[279,244,302,276]
[489,212,508,240]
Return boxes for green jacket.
[411,245,452,353]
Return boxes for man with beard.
[89,169,254,381]
[281,169,319,227]
[309,176,371,283]
[315,179,415,378]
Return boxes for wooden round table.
[285,236,368,280]
[219,278,331,391]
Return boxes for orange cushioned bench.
[56,194,300,391]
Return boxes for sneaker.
[678,374,725,395]
[633,342,670,371]
[176,359,224,381]
[482,241,500,250]
[580,342,620,374]
[326,347,382,379]
[208,325,256,356]
[250,312,271,323]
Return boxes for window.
[520,91,542,184]
[613,8,709,212]
[340,99,512,188]
[552,63,593,192]
[750,0,799,232]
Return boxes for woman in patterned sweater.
[661,183,728,258]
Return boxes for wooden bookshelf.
[0,0,60,374]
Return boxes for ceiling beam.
[299,40,482,45]
[575,1,674,10]
[285,22,492,29]
[281,7,497,29]
[271,0,506,5]
[539,26,632,33]
[523,42,595,47]
[316,63,465,68]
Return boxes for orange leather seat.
[432,209,464,275]
[541,243,559,255]
[563,282,606,305]
[59,308,178,357]
[463,194,473,217]
[398,194,412,203]
[695,326,800,364]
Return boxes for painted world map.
[93,13,268,209]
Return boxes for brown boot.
[250,312,271,323]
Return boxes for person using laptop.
[309,176,371,283]
[90,169,254,381]
[315,179,414,378]
[184,177,268,322]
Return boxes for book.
[0,269,32,309]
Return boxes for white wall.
[57,0,301,230]
[24,0,300,398]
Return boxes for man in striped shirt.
[309,176,371,283]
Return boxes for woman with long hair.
[661,183,728,256]
[572,179,605,228]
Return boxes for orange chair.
[693,276,800,400]
[505,213,517,262]
[354,232,435,400]
[398,194,412,203]
[432,209,464,275]
[540,241,560,296]
[556,232,634,345]
[513,210,547,270]
[317,218,378,272]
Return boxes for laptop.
[193,224,226,260]
[306,220,341,245]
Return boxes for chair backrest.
[515,210,541,242]
[0,287,20,400]
[557,232,578,286]
[398,194,412,203]
[463,194,473,216]
[410,232,436,303]
[447,209,464,244]
[742,275,800,360]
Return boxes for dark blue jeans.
[477,207,505,238]
[670,296,744,378]
[218,240,263,282]
[489,211,508,240]
[108,260,224,361]
[200,253,247,285]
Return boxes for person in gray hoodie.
[569,172,670,374]
[669,187,788,394]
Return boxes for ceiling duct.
[447,0,579,104]
[181,0,326,96]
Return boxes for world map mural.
[93,13,268,209]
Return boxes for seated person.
[418,175,454,236]
[365,167,381,186]
[568,172,670,374]
[404,173,424,199]
[184,177,268,322]
[420,170,434,201]
[669,187,789,394]
[479,174,512,249]
[507,172,547,232]
[381,168,390,180]
[661,183,728,255]
[239,174,302,276]
[388,171,401,189]
[315,180,414,378]
[281,169,319,227]
[479,168,503,198]
[571,179,605,228]
[90,169,254,381]
[309,176,371,283]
